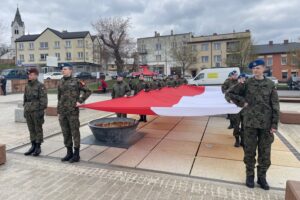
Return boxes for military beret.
[248,59,265,69]
[238,73,246,79]
[28,68,39,75]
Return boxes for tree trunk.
[114,49,124,73]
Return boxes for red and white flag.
[80,85,241,117]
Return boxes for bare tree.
[287,47,300,69]
[92,17,134,73]
[225,37,254,72]
[171,42,196,75]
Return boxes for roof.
[11,8,24,27]
[253,42,300,54]
[15,28,90,42]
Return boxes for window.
[156,43,161,51]
[18,43,24,50]
[281,55,287,65]
[86,40,89,48]
[201,43,209,51]
[29,54,34,62]
[55,53,60,60]
[77,40,84,48]
[171,42,177,49]
[85,52,89,60]
[266,57,273,66]
[201,56,209,63]
[66,41,71,48]
[54,41,60,49]
[192,45,197,52]
[141,55,147,64]
[29,42,34,50]
[40,42,48,49]
[291,72,298,77]
[78,52,84,59]
[40,54,48,61]
[213,42,221,50]
[19,54,24,62]
[227,41,239,52]
[282,71,288,79]
[192,57,197,63]
[214,55,221,63]
[156,55,161,62]
[66,52,72,60]
[15,29,19,34]
[195,73,204,80]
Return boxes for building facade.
[137,31,192,75]
[253,40,300,81]
[137,30,251,76]
[188,30,251,77]
[15,28,101,73]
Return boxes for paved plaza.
[1,92,300,199]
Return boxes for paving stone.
[90,147,126,164]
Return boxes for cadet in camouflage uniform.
[134,75,150,122]
[151,75,162,90]
[222,71,239,143]
[58,66,91,163]
[166,76,176,87]
[23,68,48,156]
[226,59,279,190]
[111,74,131,118]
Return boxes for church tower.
[11,7,25,51]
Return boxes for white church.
[0,8,25,61]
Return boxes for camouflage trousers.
[59,113,81,148]
[229,114,241,137]
[243,128,274,178]
[24,110,44,143]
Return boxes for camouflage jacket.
[166,79,176,87]
[134,80,150,95]
[23,80,48,112]
[221,78,238,94]
[226,76,280,130]
[111,81,131,99]
[150,80,162,90]
[57,76,91,114]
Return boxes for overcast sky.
[1,0,300,46]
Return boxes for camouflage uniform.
[23,79,48,144]
[222,78,239,136]
[111,81,131,118]
[166,78,176,87]
[150,80,162,90]
[57,76,91,148]
[226,76,279,178]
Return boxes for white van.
[188,67,240,85]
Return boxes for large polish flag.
[80,85,241,117]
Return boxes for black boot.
[234,136,240,147]
[240,137,244,147]
[32,143,41,156]
[143,115,147,122]
[24,141,36,156]
[246,175,255,188]
[228,124,233,129]
[138,115,143,122]
[69,147,80,163]
[257,177,270,190]
[61,147,73,162]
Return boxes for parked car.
[267,76,279,85]
[44,72,63,80]
[0,68,28,79]
[289,77,300,90]
[74,72,93,80]
[183,75,193,80]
